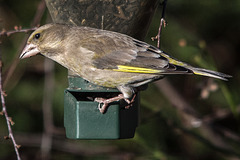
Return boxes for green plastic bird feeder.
[64,76,139,139]
[45,0,160,139]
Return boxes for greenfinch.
[20,23,231,113]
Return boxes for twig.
[0,26,38,37]
[0,0,45,38]
[151,0,167,48]
[0,51,21,159]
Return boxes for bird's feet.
[94,94,136,113]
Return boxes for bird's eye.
[35,33,40,39]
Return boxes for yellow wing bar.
[112,65,161,74]
[160,53,186,66]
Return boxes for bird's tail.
[190,67,232,81]
[159,52,231,81]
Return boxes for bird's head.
[20,24,65,59]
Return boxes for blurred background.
[0,0,240,159]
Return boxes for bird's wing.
[77,28,230,80]
[90,36,192,74]
[77,30,230,80]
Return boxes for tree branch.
[151,0,167,48]
[0,50,21,160]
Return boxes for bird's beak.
[19,43,40,59]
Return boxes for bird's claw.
[94,98,107,113]
[94,94,136,114]
[98,103,108,114]
[94,97,106,103]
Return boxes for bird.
[20,23,231,113]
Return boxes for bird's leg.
[94,94,136,113]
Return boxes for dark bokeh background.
[0,0,240,159]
